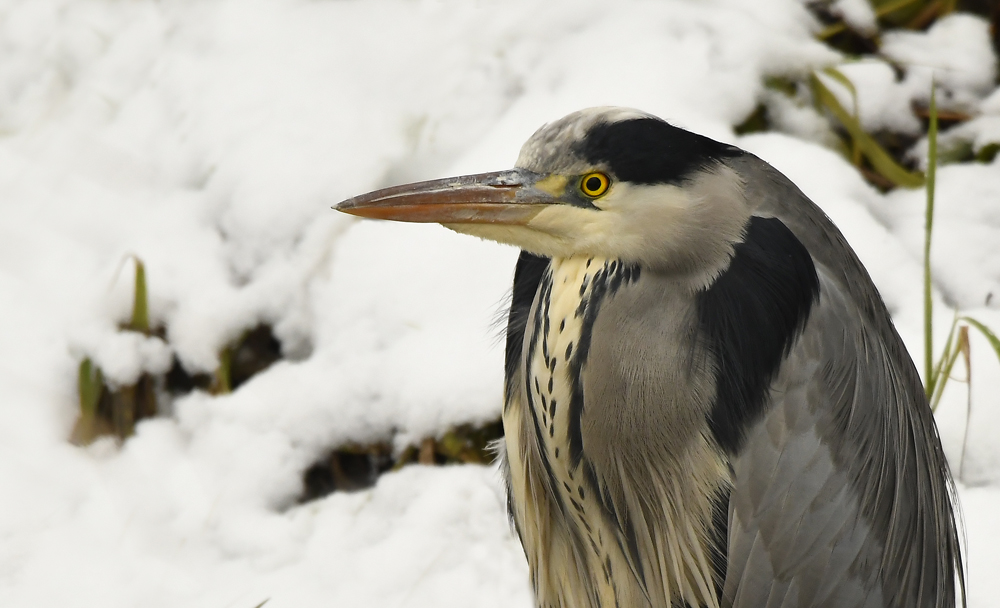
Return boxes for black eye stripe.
[576,118,742,185]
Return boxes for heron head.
[336,107,752,276]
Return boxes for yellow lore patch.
[533,174,570,197]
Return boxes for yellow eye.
[580,172,610,198]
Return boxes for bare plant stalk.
[958,326,971,481]
[924,82,938,400]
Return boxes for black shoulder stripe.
[576,118,743,185]
[698,216,820,455]
[505,250,550,405]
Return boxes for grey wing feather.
[725,271,886,607]
[721,155,964,608]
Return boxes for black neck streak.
[566,261,640,469]
[698,216,820,455]
[522,268,566,519]
[505,251,550,408]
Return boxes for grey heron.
[335,107,964,608]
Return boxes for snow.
[881,13,998,109]
[831,59,924,135]
[829,0,878,36]
[816,14,997,142]
[0,0,998,606]
[930,86,1000,160]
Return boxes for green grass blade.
[810,72,925,188]
[822,68,863,165]
[930,334,961,411]
[872,0,925,18]
[822,68,859,113]
[817,0,924,39]
[923,82,938,397]
[130,258,150,334]
[72,358,107,445]
[928,313,958,399]
[212,346,233,395]
[976,142,999,163]
[78,358,103,418]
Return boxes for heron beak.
[334,169,561,225]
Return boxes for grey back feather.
[722,154,965,608]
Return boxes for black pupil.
[585,176,603,192]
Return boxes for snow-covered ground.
[0,1,998,606]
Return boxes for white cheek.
[528,205,602,243]
[446,218,586,259]
[596,184,690,258]
[521,187,691,261]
